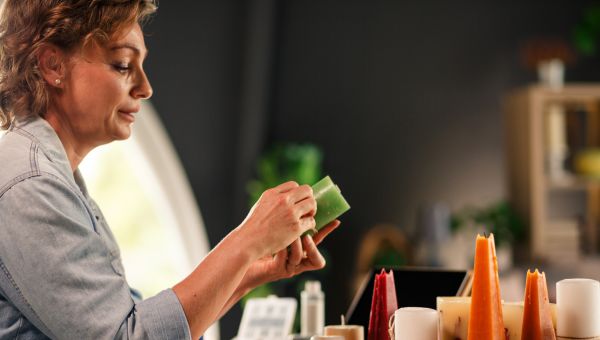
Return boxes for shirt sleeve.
[0,174,191,340]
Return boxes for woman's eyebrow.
[110,44,148,58]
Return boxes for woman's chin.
[109,125,133,142]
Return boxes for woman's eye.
[112,63,130,74]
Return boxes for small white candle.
[393,307,438,340]
[557,279,600,338]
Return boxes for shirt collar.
[13,116,87,195]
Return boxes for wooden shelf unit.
[505,84,600,261]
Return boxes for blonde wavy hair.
[0,0,157,129]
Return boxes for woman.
[0,1,339,339]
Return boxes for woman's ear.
[37,44,67,88]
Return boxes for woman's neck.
[44,112,93,172]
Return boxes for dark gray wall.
[144,1,244,242]
[143,1,599,339]
[143,2,247,336]
[271,0,600,331]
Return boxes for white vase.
[537,59,565,89]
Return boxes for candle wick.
[341,314,345,325]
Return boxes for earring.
[54,79,61,85]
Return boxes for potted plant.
[450,201,526,270]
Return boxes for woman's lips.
[119,110,135,122]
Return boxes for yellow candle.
[437,296,470,340]
[311,336,344,340]
[502,302,523,340]
[324,325,364,340]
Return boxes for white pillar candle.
[557,278,600,338]
[393,307,438,340]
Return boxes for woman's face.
[55,23,152,146]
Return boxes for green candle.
[308,176,350,234]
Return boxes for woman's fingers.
[295,197,317,218]
[288,184,313,204]
[299,215,316,233]
[312,220,341,245]
[244,182,319,258]
[273,247,288,272]
[273,247,287,262]
[286,238,304,273]
[275,181,299,193]
[302,235,325,269]
[288,238,303,266]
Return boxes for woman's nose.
[132,70,153,99]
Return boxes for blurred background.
[80,1,600,339]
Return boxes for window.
[80,101,219,340]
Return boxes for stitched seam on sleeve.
[29,142,35,172]
[0,172,99,239]
[40,171,98,233]
[0,172,38,198]
[32,143,40,176]
[0,140,41,198]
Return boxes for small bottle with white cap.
[301,281,325,337]
[556,278,600,339]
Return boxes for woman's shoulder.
[0,129,77,200]
[0,129,40,191]
[0,167,95,240]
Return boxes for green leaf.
[247,143,323,207]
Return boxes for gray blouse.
[0,117,191,339]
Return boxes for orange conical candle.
[521,270,556,340]
[467,234,505,340]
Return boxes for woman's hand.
[244,220,341,287]
[174,183,327,338]
[238,181,317,259]
[212,221,341,321]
